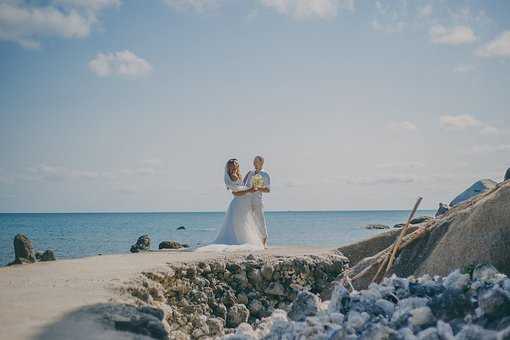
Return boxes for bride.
[196,158,266,251]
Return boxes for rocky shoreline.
[125,253,349,339]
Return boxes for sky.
[0,0,509,213]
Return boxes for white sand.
[0,246,334,340]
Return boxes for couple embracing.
[197,156,270,251]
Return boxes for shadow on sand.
[33,303,167,340]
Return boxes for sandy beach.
[0,246,333,340]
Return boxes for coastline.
[0,246,334,340]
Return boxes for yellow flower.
[252,174,264,188]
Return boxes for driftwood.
[347,183,503,287]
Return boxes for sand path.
[0,246,333,339]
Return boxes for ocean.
[0,210,434,265]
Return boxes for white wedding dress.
[195,168,265,252]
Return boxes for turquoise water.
[0,210,434,265]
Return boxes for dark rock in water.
[158,240,186,250]
[8,234,36,265]
[410,216,432,224]
[130,234,150,253]
[176,226,186,230]
[435,203,449,217]
[37,250,56,262]
[288,291,320,321]
[449,179,497,207]
[506,168,510,181]
[365,224,390,230]
[393,223,405,228]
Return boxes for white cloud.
[429,25,476,45]
[440,114,480,130]
[260,0,355,20]
[440,114,499,134]
[0,0,118,48]
[471,144,510,154]
[476,31,510,58]
[88,50,152,78]
[387,121,417,132]
[163,0,218,12]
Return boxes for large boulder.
[394,181,510,277]
[449,179,497,207]
[130,235,150,253]
[8,234,36,265]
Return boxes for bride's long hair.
[225,158,242,182]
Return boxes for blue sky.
[0,0,509,212]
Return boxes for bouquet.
[251,174,264,189]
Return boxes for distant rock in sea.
[35,250,56,262]
[365,224,390,230]
[130,234,151,253]
[8,234,36,266]
[505,168,510,181]
[176,226,186,231]
[410,216,432,224]
[449,179,497,207]
[158,240,188,250]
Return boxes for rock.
[226,304,249,328]
[130,234,150,253]
[416,327,439,340]
[435,203,449,217]
[409,307,436,330]
[393,223,405,228]
[472,264,505,284]
[176,226,186,230]
[449,179,497,207]
[388,181,510,279]
[158,240,187,250]
[8,234,35,265]
[478,287,510,320]
[410,216,432,224]
[261,263,274,281]
[365,224,390,230]
[265,282,285,296]
[288,291,320,321]
[505,168,510,181]
[429,288,473,321]
[207,317,224,336]
[248,299,263,316]
[38,249,56,262]
[455,324,498,340]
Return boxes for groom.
[244,155,271,248]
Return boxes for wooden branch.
[384,197,422,275]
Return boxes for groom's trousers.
[251,198,268,241]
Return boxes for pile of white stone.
[227,264,510,340]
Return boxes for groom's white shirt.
[244,169,271,202]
